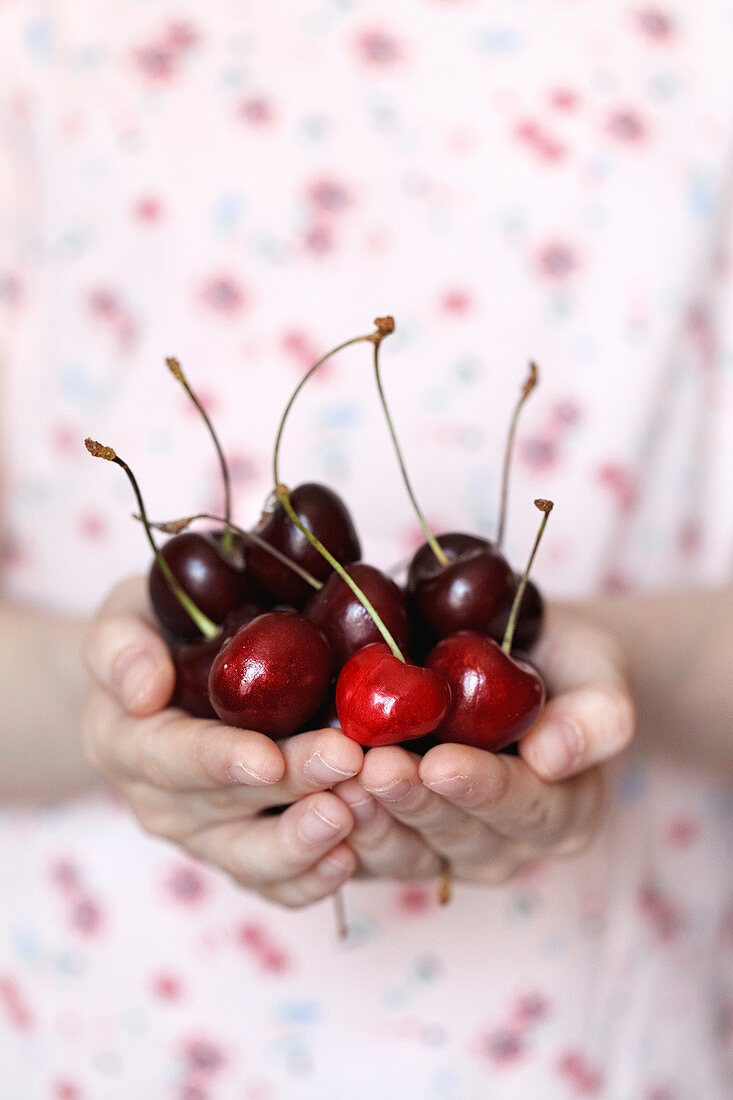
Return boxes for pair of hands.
[82,577,635,909]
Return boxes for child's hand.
[82,577,363,908]
[334,606,635,885]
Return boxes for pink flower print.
[549,86,580,112]
[281,329,322,371]
[133,195,164,223]
[78,513,108,542]
[557,1050,604,1094]
[439,288,473,316]
[635,8,676,41]
[638,883,683,941]
[476,1027,526,1067]
[182,1036,226,1073]
[238,95,276,126]
[87,287,138,351]
[71,897,103,936]
[519,435,560,474]
[131,21,198,83]
[597,463,637,513]
[152,972,184,1001]
[605,108,649,145]
[198,275,247,316]
[0,975,33,1030]
[237,922,292,974]
[50,857,81,892]
[51,1082,83,1100]
[307,178,352,213]
[302,219,335,256]
[686,302,716,372]
[354,28,405,67]
[511,991,551,1028]
[515,120,567,163]
[535,240,580,281]
[396,886,434,915]
[165,863,210,906]
[665,815,699,847]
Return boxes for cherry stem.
[502,498,553,655]
[438,858,452,906]
[373,338,449,567]
[272,317,395,489]
[333,890,348,940]
[276,484,406,662]
[497,362,538,549]
[84,439,220,641]
[166,357,234,556]
[141,511,323,592]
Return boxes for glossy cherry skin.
[512,578,544,651]
[335,642,451,747]
[425,631,545,752]
[303,563,409,670]
[246,483,361,606]
[169,602,264,719]
[407,533,517,645]
[149,531,256,642]
[208,611,333,737]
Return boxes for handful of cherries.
[86,317,552,759]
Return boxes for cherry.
[149,531,256,641]
[208,611,333,737]
[303,562,409,669]
[425,632,544,751]
[407,533,517,643]
[170,601,266,718]
[245,482,361,605]
[335,642,451,747]
[495,576,544,652]
[425,499,554,751]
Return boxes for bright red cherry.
[208,611,333,736]
[425,631,545,751]
[335,642,451,747]
[303,562,409,669]
[246,483,361,606]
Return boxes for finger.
[84,687,285,791]
[359,748,506,865]
[190,791,355,886]
[263,843,357,909]
[420,744,605,851]
[335,778,442,879]
[83,576,175,716]
[522,607,635,780]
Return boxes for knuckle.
[436,815,483,849]
[484,759,513,805]
[601,685,636,753]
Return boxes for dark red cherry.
[335,642,451,748]
[171,637,221,719]
[507,577,544,652]
[246,483,361,606]
[407,532,517,644]
[208,611,333,736]
[303,562,409,670]
[170,603,263,718]
[425,631,545,752]
[149,531,256,641]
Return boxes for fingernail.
[227,762,277,786]
[305,752,357,786]
[297,808,342,845]
[425,775,472,799]
[317,854,352,880]
[367,779,411,803]
[117,652,156,710]
[532,719,583,779]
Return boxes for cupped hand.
[334,604,635,885]
[82,577,363,908]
